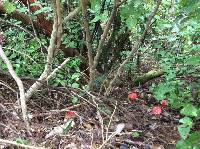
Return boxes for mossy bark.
[133,69,164,86]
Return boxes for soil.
[0,73,181,149]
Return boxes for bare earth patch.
[0,74,180,149]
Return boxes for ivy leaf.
[131,132,140,138]
[178,124,191,140]
[186,56,200,65]
[33,7,52,15]
[71,96,78,104]
[176,139,188,149]
[187,132,200,146]
[153,83,171,100]
[3,1,16,14]
[181,104,198,117]
[91,15,100,23]
[179,117,193,126]
[71,83,79,89]
[90,0,100,10]
[176,132,200,149]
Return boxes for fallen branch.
[133,69,164,86]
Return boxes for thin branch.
[25,16,57,100]
[93,0,120,68]
[46,57,70,80]
[7,48,37,63]
[97,132,116,149]
[0,45,29,128]
[105,101,117,140]
[105,0,161,95]
[0,139,46,149]
[54,0,63,54]
[0,80,18,94]
[81,0,94,89]
[26,0,44,55]
[0,18,34,36]
[63,6,81,22]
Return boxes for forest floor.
[0,73,181,149]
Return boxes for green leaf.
[71,96,79,104]
[71,83,79,89]
[186,56,200,65]
[15,138,28,145]
[178,124,191,140]
[3,1,16,14]
[180,104,198,117]
[153,83,171,100]
[63,120,75,133]
[176,132,200,149]
[10,53,17,59]
[33,7,52,15]
[179,117,193,126]
[131,132,140,138]
[176,139,188,149]
[91,15,100,23]
[126,16,137,30]
[90,0,100,10]
[187,132,200,146]
[100,11,108,23]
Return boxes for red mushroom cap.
[65,111,76,119]
[128,92,138,101]
[151,106,162,116]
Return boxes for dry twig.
[0,139,46,149]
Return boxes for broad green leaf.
[126,17,137,30]
[15,138,28,145]
[91,15,100,23]
[187,132,200,146]
[131,132,140,138]
[180,104,198,117]
[179,117,193,126]
[101,11,108,23]
[90,0,100,10]
[33,7,52,15]
[71,96,79,104]
[178,124,191,140]
[176,139,188,149]
[153,83,171,100]
[71,83,79,89]
[186,56,200,65]
[3,1,16,14]
[176,132,200,149]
